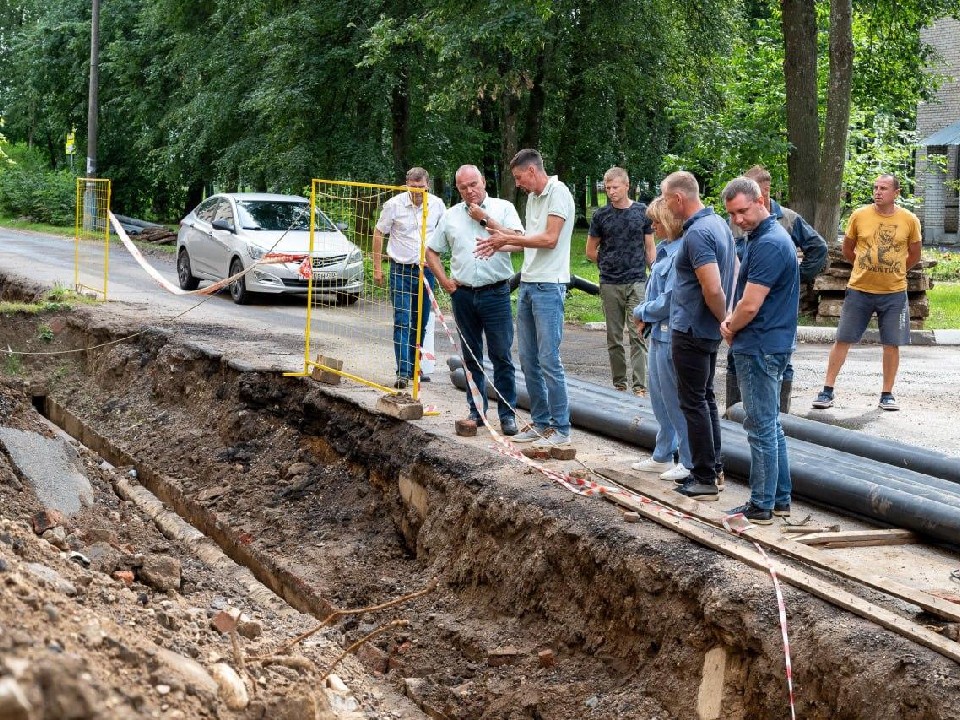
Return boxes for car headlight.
[247,243,265,260]
[347,248,363,264]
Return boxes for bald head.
[455,164,487,206]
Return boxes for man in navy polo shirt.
[720,176,800,524]
[661,171,736,501]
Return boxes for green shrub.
[0,143,78,226]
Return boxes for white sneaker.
[631,457,674,473]
[532,427,571,448]
[660,464,691,482]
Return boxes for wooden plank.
[597,468,960,625]
[794,528,920,548]
[601,483,960,665]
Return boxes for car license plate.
[313,271,337,280]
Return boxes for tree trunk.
[390,69,411,179]
[814,0,853,245]
[500,94,520,207]
[781,0,820,222]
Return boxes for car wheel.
[176,249,200,291]
[229,258,250,304]
[335,292,360,306]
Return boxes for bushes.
[0,143,78,226]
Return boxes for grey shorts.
[836,288,910,346]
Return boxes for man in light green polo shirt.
[426,165,525,435]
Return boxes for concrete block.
[311,354,343,385]
[376,394,423,421]
[622,512,641,523]
[549,446,576,460]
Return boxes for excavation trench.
[3,289,960,718]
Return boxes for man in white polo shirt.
[426,165,524,435]
[372,167,445,389]
[477,149,576,447]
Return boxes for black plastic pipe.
[725,403,960,484]
[448,362,960,544]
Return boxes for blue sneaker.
[878,394,899,411]
[511,425,546,443]
[812,389,834,409]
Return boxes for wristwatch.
[479,218,488,228]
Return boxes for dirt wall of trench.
[2,279,959,718]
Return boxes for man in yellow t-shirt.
[811,174,921,411]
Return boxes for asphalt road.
[2,227,958,455]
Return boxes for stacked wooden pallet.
[813,244,934,329]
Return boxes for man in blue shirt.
[725,165,827,412]
[661,171,736,501]
[721,176,800,524]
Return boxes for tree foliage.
[0,0,958,223]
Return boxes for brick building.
[916,18,960,245]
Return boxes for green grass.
[925,281,960,329]
[925,248,960,282]
[0,214,74,237]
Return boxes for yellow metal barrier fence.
[284,179,431,401]
[74,178,112,299]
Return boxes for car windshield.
[236,200,337,232]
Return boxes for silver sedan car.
[176,192,364,304]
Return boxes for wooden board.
[597,468,960,626]
[599,480,960,665]
[793,528,920,549]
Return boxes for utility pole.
[86,0,99,178]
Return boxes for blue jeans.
[648,337,692,468]
[734,352,792,510]
[671,331,722,483]
[517,282,570,434]
[729,351,795,383]
[390,261,434,379]
[451,282,516,421]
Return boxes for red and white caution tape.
[723,514,797,719]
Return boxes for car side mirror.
[212,219,235,233]
[336,222,348,233]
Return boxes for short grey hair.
[406,167,429,183]
[721,176,762,204]
[660,171,700,200]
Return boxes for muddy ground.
[1,276,960,719]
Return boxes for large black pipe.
[725,403,960,484]
[447,361,960,544]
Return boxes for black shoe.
[726,502,773,525]
[394,376,410,389]
[773,503,791,517]
[674,478,720,502]
[500,417,518,436]
[468,413,486,427]
[419,374,431,383]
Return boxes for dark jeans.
[672,331,723,483]
[389,261,434,379]
[451,281,516,421]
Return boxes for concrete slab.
[0,427,93,515]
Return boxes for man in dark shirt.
[726,165,827,412]
[662,171,736,501]
[586,167,655,395]
[721,176,800,524]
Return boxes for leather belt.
[461,279,509,291]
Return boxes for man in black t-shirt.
[586,167,656,395]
